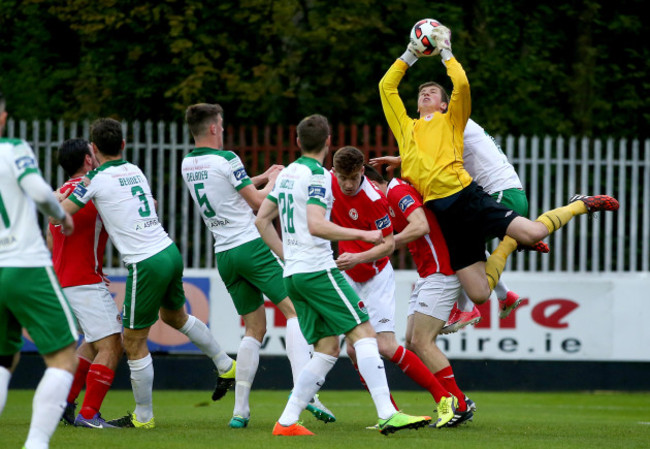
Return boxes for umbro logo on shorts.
[505,210,513,217]
[418,302,428,308]
[378,318,390,323]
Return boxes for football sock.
[434,366,467,411]
[67,355,91,404]
[536,201,586,234]
[485,249,510,300]
[285,317,312,386]
[178,315,232,373]
[0,366,11,416]
[80,364,115,419]
[127,354,154,423]
[354,338,396,420]
[391,345,449,403]
[278,352,336,426]
[457,291,474,313]
[352,362,399,410]
[25,367,73,449]
[233,336,261,418]
[486,236,518,290]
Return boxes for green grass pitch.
[2,390,649,448]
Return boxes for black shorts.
[426,182,519,271]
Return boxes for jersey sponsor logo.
[375,215,390,230]
[15,156,36,171]
[308,185,326,198]
[349,208,359,220]
[398,195,415,212]
[0,234,17,250]
[72,183,88,198]
[388,206,395,217]
[207,217,231,228]
[134,218,160,231]
[233,167,248,181]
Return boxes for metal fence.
[7,119,649,273]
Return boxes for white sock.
[494,280,510,301]
[354,338,396,420]
[233,336,261,418]
[24,367,73,449]
[457,291,475,313]
[128,354,154,423]
[179,315,233,373]
[278,352,336,426]
[0,366,11,416]
[285,317,312,386]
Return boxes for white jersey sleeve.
[181,148,259,252]
[268,156,336,276]
[69,160,172,264]
[463,119,523,194]
[0,138,53,266]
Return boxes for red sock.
[434,366,467,411]
[353,362,399,410]
[80,364,115,419]
[67,356,92,404]
[391,346,449,403]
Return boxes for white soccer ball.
[409,18,444,56]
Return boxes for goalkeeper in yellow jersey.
[378,20,619,305]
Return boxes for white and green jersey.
[69,160,172,264]
[181,147,258,253]
[267,156,336,277]
[0,138,52,267]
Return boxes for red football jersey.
[386,178,454,277]
[331,176,393,282]
[49,177,109,287]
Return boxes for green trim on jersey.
[306,198,327,208]
[267,194,278,204]
[186,147,236,160]
[84,159,128,180]
[0,138,25,146]
[68,194,85,208]
[235,178,252,191]
[295,155,325,174]
[17,167,40,183]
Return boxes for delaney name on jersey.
[185,170,209,182]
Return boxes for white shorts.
[343,263,396,333]
[64,283,122,343]
[407,273,462,321]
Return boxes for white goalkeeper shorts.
[343,263,396,333]
[64,282,122,343]
[407,273,462,322]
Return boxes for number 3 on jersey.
[131,186,152,217]
[278,192,295,233]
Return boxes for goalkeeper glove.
[432,25,454,61]
[399,43,421,67]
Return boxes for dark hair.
[57,138,91,177]
[418,81,450,111]
[363,163,386,184]
[90,118,123,156]
[297,114,330,153]
[185,103,223,138]
[333,146,364,174]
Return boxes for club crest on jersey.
[233,167,248,181]
[424,114,434,121]
[388,206,396,218]
[357,300,367,314]
[308,186,326,198]
[73,183,88,198]
[15,156,36,171]
[398,195,415,212]
[349,208,359,220]
[375,215,390,230]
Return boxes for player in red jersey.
[364,164,474,427]
[331,146,457,428]
[47,138,123,428]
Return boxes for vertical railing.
[5,118,647,273]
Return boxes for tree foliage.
[0,0,647,137]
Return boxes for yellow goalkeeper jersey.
[379,58,473,202]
